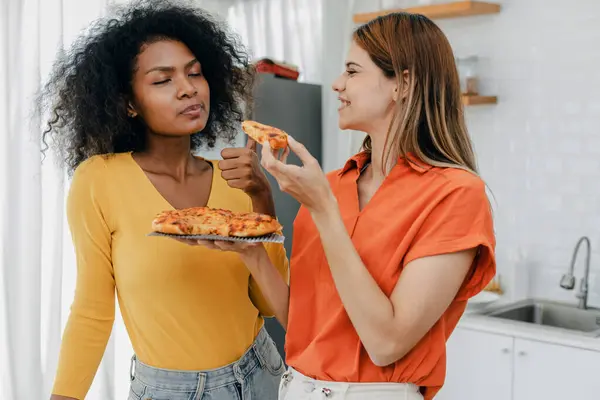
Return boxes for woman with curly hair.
[39,1,288,399]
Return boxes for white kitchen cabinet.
[513,338,600,400]
[436,328,514,400]
[438,326,600,400]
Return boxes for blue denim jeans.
[128,327,285,400]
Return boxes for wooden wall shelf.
[462,95,497,106]
[353,1,501,24]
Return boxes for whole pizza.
[151,206,283,239]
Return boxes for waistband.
[283,367,421,394]
[130,327,273,391]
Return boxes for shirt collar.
[339,151,432,175]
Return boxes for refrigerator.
[251,74,322,360]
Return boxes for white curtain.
[1,1,113,398]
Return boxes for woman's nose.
[332,75,344,92]
[178,77,197,99]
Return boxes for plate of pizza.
[241,120,288,149]
[148,206,285,244]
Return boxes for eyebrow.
[145,59,199,75]
[345,62,361,68]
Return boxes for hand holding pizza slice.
[260,135,335,216]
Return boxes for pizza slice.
[241,120,288,149]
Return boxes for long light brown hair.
[354,12,478,174]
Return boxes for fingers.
[213,240,260,252]
[214,241,236,251]
[271,147,280,159]
[175,238,200,246]
[224,178,245,190]
[175,237,259,252]
[220,168,250,181]
[260,141,279,172]
[221,147,253,160]
[246,137,257,151]
[261,142,301,179]
[280,146,290,163]
[194,239,219,250]
[221,138,258,161]
[218,152,256,172]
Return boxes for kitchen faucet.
[559,236,591,309]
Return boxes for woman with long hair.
[39,1,288,399]
[200,12,496,400]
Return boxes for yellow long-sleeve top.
[52,152,289,399]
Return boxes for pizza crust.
[241,120,288,149]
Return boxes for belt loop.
[252,341,267,371]
[130,354,136,381]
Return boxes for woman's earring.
[128,110,137,118]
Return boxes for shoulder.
[73,154,108,177]
[70,156,110,198]
[421,167,491,218]
[431,167,486,194]
[72,153,130,179]
[325,168,343,183]
[69,153,131,203]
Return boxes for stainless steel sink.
[484,299,600,337]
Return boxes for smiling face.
[331,41,398,134]
[129,39,210,137]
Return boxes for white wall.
[343,0,600,306]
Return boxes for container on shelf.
[456,55,479,96]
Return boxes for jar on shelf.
[456,55,479,96]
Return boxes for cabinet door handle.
[501,348,510,354]
[518,351,527,356]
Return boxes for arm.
[246,188,289,327]
[203,229,290,328]
[51,159,116,399]
[249,187,276,217]
[243,245,290,329]
[310,183,494,367]
[311,207,475,366]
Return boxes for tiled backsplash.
[434,0,600,306]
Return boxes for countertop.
[459,299,600,352]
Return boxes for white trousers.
[278,368,424,400]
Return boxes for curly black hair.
[37,0,254,173]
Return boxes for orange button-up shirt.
[285,152,496,399]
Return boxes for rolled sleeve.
[404,179,496,301]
